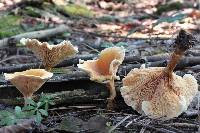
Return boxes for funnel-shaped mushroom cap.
[24,39,78,70]
[78,46,125,82]
[120,67,198,119]
[4,69,53,98]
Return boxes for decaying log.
[0,25,69,47]
[0,79,110,105]
[0,89,107,105]
[1,53,199,73]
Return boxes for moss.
[58,4,93,18]
[52,68,67,74]
[23,6,41,17]
[156,2,183,15]
[0,15,24,38]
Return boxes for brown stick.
[1,52,199,73]
[163,123,199,130]
[164,30,198,75]
[0,24,69,47]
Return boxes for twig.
[163,123,199,130]
[0,55,32,64]
[139,120,151,133]
[0,24,69,47]
[81,43,100,53]
[131,121,178,133]
[109,115,131,132]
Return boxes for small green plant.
[23,94,55,123]
[0,94,55,126]
[0,106,27,126]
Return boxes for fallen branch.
[0,84,109,105]
[187,65,200,71]
[119,56,200,76]
[1,55,199,73]
[163,123,199,130]
[0,24,69,47]
[0,55,32,64]
[2,53,196,73]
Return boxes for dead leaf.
[188,9,200,19]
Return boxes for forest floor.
[0,0,200,132]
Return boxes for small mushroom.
[120,30,198,119]
[78,46,125,109]
[24,39,78,71]
[4,69,53,105]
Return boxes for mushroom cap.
[25,39,78,69]
[4,69,53,98]
[120,67,198,119]
[78,46,125,82]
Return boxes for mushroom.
[120,30,198,119]
[78,46,125,109]
[4,69,53,105]
[24,39,78,71]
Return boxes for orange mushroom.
[78,46,125,109]
[24,39,78,71]
[120,30,198,119]
[4,69,53,105]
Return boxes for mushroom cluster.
[4,39,78,105]
[2,30,199,120]
[120,30,198,119]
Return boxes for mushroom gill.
[4,69,53,105]
[78,46,125,109]
[120,30,198,119]
[24,39,78,71]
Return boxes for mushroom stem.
[106,77,116,110]
[45,67,52,71]
[24,96,32,106]
[165,29,197,75]
[165,52,183,75]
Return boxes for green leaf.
[22,105,35,111]
[115,42,127,47]
[24,110,36,117]
[2,115,16,126]
[39,109,48,116]
[15,106,22,113]
[62,32,71,37]
[45,103,49,111]
[0,110,12,118]
[35,112,42,123]
[25,98,36,106]
[37,102,42,107]
[48,100,55,105]
[101,42,114,48]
